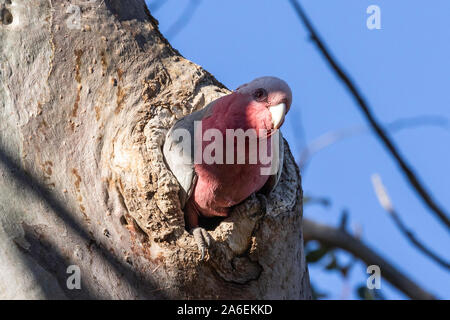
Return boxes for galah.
[163,76,292,258]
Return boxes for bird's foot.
[191,227,212,260]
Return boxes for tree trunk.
[0,0,311,299]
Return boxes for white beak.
[269,103,286,129]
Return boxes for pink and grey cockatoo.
[163,76,292,258]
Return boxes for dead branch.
[289,0,450,229]
[371,174,450,270]
[303,218,436,299]
[299,115,450,171]
[164,0,202,39]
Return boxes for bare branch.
[371,174,450,270]
[299,115,450,171]
[289,0,450,229]
[148,0,168,13]
[164,0,202,40]
[303,194,331,208]
[303,218,436,300]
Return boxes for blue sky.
[147,0,450,299]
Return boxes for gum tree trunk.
[0,0,311,299]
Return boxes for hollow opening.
[119,215,128,225]
[1,8,13,25]
[197,215,225,231]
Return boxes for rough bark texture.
[0,0,311,299]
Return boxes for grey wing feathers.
[162,102,215,208]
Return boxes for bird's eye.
[253,88,268,102]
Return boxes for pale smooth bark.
[0,0,311,299]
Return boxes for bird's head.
[235,76,292,132]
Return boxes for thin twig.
[371,174,450,270]
[289,0,450,229]
[148,0,167,13]
[299,115,450,171]
[303,194,331,208]
[303,218,436,299]
[164,0,201,40]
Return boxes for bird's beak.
[269,103,286,130]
